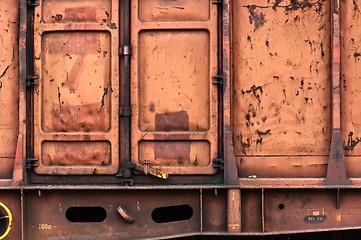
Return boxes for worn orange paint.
[0,0,19,179]
[32,0,119,175]
[233,0,331,178]
[130,0,219,175]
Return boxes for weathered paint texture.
[32,0,120,175]
[0,0,19,179]
[341,0,361,177]
[233,0,331,178]
[130,0,219,175]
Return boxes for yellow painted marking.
[0,202,12,240]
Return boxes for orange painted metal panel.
[42,0,111,23]
[138,30,211,132]
[131,0,218,175]
[341,0,361,177]
[33,0,119,175]
[232,0,331,178]
[0,0,19,178]
[138,0,210,22]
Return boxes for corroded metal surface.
[3,0,361,239]
[341,0,361,178]
[25,189,201,239]
[233,0,331,178]
[130,0,219,175]
[0,0,19,179]
[32,0,119,175]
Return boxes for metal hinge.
[212,0,223,5]
[26,75,39,87]
[128,161,168,180]
[119,107,132,117]
[26,0,39,7]
[120,46,132,56]
[213,158,224,169]
[212,75,224,85]
[119,178,134,186]
[26,158,38,169]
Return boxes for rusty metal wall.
[2,0,361,239]
[232,0,331,178]
[0,0,19,179]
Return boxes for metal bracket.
[212,75,224,85]
[213,158,224,169]
[119,178,134,186]
[26,75,39,87]
[25,158,38,169]
[120,46,132,56]
[119,107,132,117]
[26,0,39,7]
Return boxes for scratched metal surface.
[130,0,219,175]
[0,0,19,179]
[232,0,331,178]
[32,0,120,175]
[341,0,361,177]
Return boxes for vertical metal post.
[325,0,349,186]
[25,0,37,184]
[122,0,132,182]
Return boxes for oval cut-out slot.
[66,206,106,222]
[151,204,193,223]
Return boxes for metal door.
[32,0,119,175]
[130,0,219,175]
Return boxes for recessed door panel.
[33,0,119,175]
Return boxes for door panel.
[131,0,218,175]
[33,0,119,175]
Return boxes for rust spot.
[155,111,189,131]
[246,5,267,31]
[107,22,117,29]
[64,7,97,22]
[244,0,323,15]
[354,52,361,60]
[272,0,283,10]
[51,103,108,132]
[242,85,263,103]
[257,129,271,136]
[320,43,325,57]
[149,102,155,112]
[52,14,63,21]
[98,87,109,112]
[240,135,251,154]
[345,132,361,150]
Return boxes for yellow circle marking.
[0,202,12,240]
